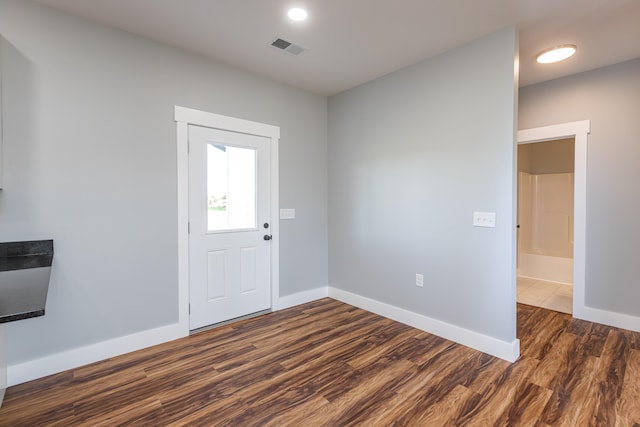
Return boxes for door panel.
[188,124,271,330]
[207,250,226,300]
[240,247,257,293]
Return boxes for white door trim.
[517,120,589,319]
[175,106,280,334]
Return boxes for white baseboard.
[10,285,638,387]
[328,287,520,362]
[8,284,528,386]
[275,287,329,311]
[7,322,186,387]
[574,305,640,333]
[6,288,329,387]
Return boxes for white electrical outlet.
[280,208,296,220]
[416,273,424,288]
[473,211,496,228]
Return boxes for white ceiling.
[36,0,640,96]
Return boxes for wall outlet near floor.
[416,273,424,288]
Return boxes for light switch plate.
[473,211,496,228]
[280,208,296,220]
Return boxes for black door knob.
[264,235,272,241]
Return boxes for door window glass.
[207,143,257,231]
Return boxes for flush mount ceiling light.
[536,45,577,64]
[287,8,308,21]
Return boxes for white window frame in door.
[175,106,280,334]
[517,120,589,320]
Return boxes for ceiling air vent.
[271,38,306,56]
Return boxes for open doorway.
[516,138,575,314]
[516,120,590,319]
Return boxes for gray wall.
[328,28,518,342]
[519,58,640,316]
[0,0,327,365]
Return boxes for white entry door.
[188,124,272,330]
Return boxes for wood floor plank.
[345,321,418,369]
[0,371,73,406]
[164,395,248,427]
[493,381,553,427]
[384,346,489,425]
[517,304,551,344]
[617,349,640,424]
[625,329,640,350]
[406,333,456,366]
[382,384,476,427]
[529,331,581,389]
[75,397,165,426]
[156,359,285,422]
[1,300,640,426]
[594,330,631,425]
[0,401,74,427]
[456,355,539,426]
[268,358,415,426]
[580,322,614,357]
[540,355,600,426]
[463,355,510,395]
[520,310,568,360]
[278,318,395,372]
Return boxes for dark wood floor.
[1,298,639,426]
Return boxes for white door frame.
[517,120,589,319]
[175,106,280,334]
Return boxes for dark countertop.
[0,240,54,271]
[0,240,54,323]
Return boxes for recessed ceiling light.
[288,8,308,21]
[536,45,577,64]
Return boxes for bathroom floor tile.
[518,288,547,305]
[541,294,572,314]
[518,293,546,306]
[516,277,573,315]
[520,282,557,303]
[555,284,573,297]
[532,280,562,294]
[516,277,537,288]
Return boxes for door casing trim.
[175,106,280,334]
